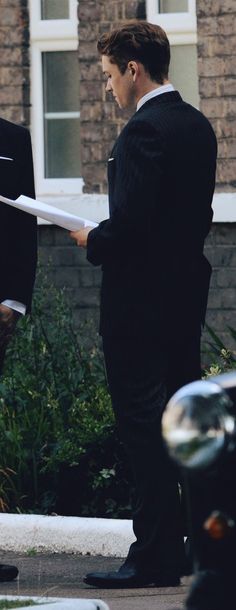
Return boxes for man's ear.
[128,61,139,80]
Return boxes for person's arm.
[0,304,20,351]
[71,120,164,266]
[6,128,37,312]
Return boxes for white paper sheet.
[0,194,98,231]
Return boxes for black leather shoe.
[0,564,18,582]
[84,564,180,588]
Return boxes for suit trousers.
[102,331,201,574]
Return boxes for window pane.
[169,45,199,108]
[44,118,81,178]
[159,0,188,12]
[42,51,81,178]
[41,0,69,20]
[43,51,79,113]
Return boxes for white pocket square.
[108,157,115,162]
[0,156,14,161]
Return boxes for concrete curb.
[0,514,135,557]
[0,596,109,610]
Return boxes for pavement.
[0,551,191,610]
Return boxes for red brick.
[125,1,141,19]
[198,56,236,77]
[199,77,236,98]
[0,6,22,26]
[80,101,103,121]
[0,106,23,123]
[80,123,105,143]
[0,85,23,105]
[0,0,21,6]
[0,26,22,46]
[0,66,24,86]
[83,143,104,163]
[197,0,236,17]
[80,81,103,102]
[216,159,236,185]
[80,61,103,81]
[198,15,236,37]
[78,1,101,22]
[210,118,236,139]
[79,41,97,61]
[198,35,236,57]
[200,97,236,119]
[79,23,99,42]
[217,138,236,159]
[0,47,22,65]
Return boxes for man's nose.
[106,80,112,92]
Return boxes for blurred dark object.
[162,372,236,610]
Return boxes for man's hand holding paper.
[70,227,93,247]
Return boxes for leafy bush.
[203,324,236,378]
[0,271,133,517]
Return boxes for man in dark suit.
[70,21,217,588]
[0,118,37,581]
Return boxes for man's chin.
[117,100,135,110]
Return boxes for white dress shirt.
[137,83,175,111]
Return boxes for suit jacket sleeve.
[87,120,164,267]
[5,128,37,312]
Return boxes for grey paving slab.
[0,551,191,610]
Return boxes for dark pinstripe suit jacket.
[0,118,37,312]
[87,91,217,340]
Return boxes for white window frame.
[146,0,197,45]
[30,0,78,40]
[29,0,83,198]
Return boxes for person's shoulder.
[183,101,217,135]
[119,112,156,143]
[0,117,30,139]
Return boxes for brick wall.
[197,0,236,191]
[204,225,236,353]
[37,226,101,330]
[196,1,236,352]
[78,0,146,192]
[37,224,236,356]
[0,0,31,126]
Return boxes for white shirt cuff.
[1,300,26,315]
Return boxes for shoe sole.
[84,577,180,588]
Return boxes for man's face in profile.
[102,55,136,109]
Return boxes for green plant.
[0,269,132,517]
[203,324,236,378]
[26,547,37,556]
[0,602,37,609]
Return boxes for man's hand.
[0,304,20,343]
[0,304,15,323]
[70,226,93,248]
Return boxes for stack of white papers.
[0,194,98,231]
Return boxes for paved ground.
[0,551,191,610]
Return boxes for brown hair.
[97,21,170,84]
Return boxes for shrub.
[0,271,133,517]
[203,324,236,378]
